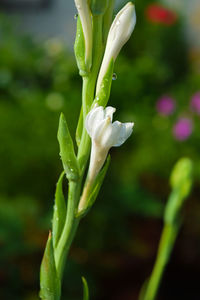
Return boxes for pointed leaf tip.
[82,276,89,300]
[57,113,79,181]
[40,233,60,300]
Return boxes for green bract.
[57,113,79,181]
[74,17,88,77]
[77,156,110,217]
[52,172,66,248]
[94,58,114,107]
[76,107,83,147]
[40,233,61,300]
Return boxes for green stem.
[54,13,104,290]
[55,181,81,279]
[77,14,104,175]
[142,223,179,300]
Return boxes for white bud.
[86,105,134,180]
[74,0,93,69]
[96,2,136,94]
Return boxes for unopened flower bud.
[74,0,93,70]
[96,2,136,94]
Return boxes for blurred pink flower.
[156,96,176,116]
[173,118,193,141]
[146,4,177,26]
[190,92,200,115]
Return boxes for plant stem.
[54,13,104,290]
[142,223,179,300]
[55,180,81,279]
[78,15,104,175]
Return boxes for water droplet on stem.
[112,73,117,80]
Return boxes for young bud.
[164,158,193,225]
[96,2,136,94]
[74,0,93,70]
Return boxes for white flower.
[74,0,93,69]
[96,2,136,94]
[86,105,134,180]
[77,105,134,213]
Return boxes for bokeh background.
[0,0,200,299]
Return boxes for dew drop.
[116,20,120,26]
[74,14,78,20]
[112,73,117,80]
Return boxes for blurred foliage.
[0,0,200,299]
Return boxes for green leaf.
[74,17,88,77]
[94,59,114,107]
[52,172,66,248]
[76,106,83,147]
[57,113,79,181]
[77,156,110,218]
[40,232,61,300]
[82,277,89,300]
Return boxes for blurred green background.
[0,0,200,299]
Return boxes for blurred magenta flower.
[173,118,193,141]
[190,92,200,114]
[156,96,176,116]
[146,4,177,25]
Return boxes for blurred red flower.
[146,3,177,25]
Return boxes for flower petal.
[113,122,134,147]
[85,106,104,137]
[105,106,116,121]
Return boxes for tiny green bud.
[74,17,88,77]
[90,0,109,16]
[170,157,193,199]
[164,158,193,225]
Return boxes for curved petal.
[105,106,116,121]
[92,118,109,142]
[113,121,134,147]
[85,106,104,137]
[101,121,121,148]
